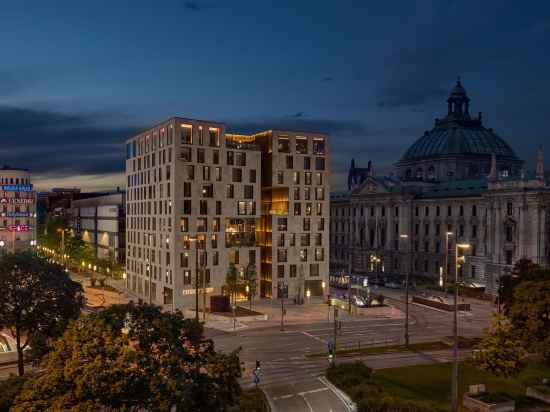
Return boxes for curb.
[318,376,357,412]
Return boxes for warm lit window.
[181,125,192,144]
[208,128,220,147]
[278,136,290,152]
[313,138,325,154]
[296,137,308,154]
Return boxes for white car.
[353,296,367,307]
[0,332,18,364]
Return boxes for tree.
[0,252,84,376]
[508,277,550,361]
[224,263,239,304]
[474,314,524,378]
[499,258,542,314]
[244,264,257,309]
[13,302,242,411]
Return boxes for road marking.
[272,394,295,400]
[301,331,327,343]
[298,387,328,396]
[301,393,315,412]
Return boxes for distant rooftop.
[1,165,29,172]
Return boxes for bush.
[326,361,372,389]
[228,388,269,412]
[0,375,27,412]
[327,362,445,412]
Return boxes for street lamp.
[451,242,471,412]
[188,236,200,322]
[400,234,411,346]
[444,232,453,290]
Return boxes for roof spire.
[536,145,544,181]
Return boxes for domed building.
[396,79,523,182]
[331,79,550,295]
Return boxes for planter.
[463,394,515,412]
[526,387,550,404]
[412,295,470,311]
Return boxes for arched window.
[415,168,423,180]
[405,169,412,179]
[427,166,435,180]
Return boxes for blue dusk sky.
[1,0,550,191]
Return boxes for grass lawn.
[372,360,550,411]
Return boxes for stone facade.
[125,118,330,310]
[331,81,550,295]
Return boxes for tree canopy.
[474,314,524,378]
[508,277,550,361]
[12,302,242,412]
[0,251,83,375]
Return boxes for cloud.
[0,69,36,97]
[321,76,333,82]
[291,111,304,118]
[531,20,550,33]
[0,105,140,189]
[183,1,201,11]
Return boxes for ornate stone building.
[331,79,550,294]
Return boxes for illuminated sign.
[8,225,31,232]
[0,198,33,204]
[3,212,31,218]
[2,185,33,192]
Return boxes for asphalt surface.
[208,287,493,412]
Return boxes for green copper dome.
[400,79,520,162]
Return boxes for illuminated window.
[181,125,192,144]
[315,248,324,261]
[313,138,325,155]
[278,136,290,152]
[276,171,284,184]
[180,217,189,232]
[296,137,308,154]
[197,218,207,232]
[209,128,220,147]
[305,172,312,185]
[299,249,308,262]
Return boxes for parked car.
[353,295,367,307]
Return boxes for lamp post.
[400,234,411,347]
[189,236,200,322]
[444,232,453,291]
[451,242,471,412]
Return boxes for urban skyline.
[1,1,550,192]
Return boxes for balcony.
[225,232,256,247]
[225,141,261,151]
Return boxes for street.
[208,288,493,412]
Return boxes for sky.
[1,0,550,192]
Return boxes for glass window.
[180,125,192,144]
[181,147,192,162]
[304,157,311,170]
[278,136,290,152]
[296,137,308,154]
[209,128,220,147]
[315,158,325,170]
[313,138,325,154]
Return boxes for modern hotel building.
[0,166,36,254]
[125,118,329,310]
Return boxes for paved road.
[209,290,493,412]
